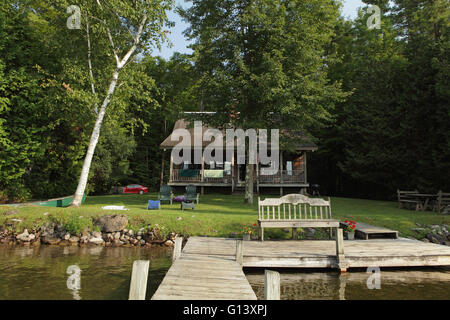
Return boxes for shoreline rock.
[0,223,181,249]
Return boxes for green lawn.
[1,194,448,240]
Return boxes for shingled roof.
[160,119,318,151]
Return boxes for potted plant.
[243,224,257,240]
[344,220,357,240]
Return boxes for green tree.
[180,0,347,203]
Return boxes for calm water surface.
[1,245,450,300]
[246,268,450,300]
[0,245,172,300]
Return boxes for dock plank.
[152,236,450,300]
[152,253,257,300]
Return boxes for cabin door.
[238,164,246,183]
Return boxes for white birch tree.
[70,0,173,206]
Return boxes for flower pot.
[243,234,251,241]
[347,232,355,240]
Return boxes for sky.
[155,0,365,60]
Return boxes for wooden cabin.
[160,119,317,195]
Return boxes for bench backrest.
[258,194,332,221]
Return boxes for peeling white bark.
[71,13,148,207]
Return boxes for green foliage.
[310,0,450,199]
[53,213,94,235]
[180,0,348,138]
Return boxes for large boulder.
[94,215,128,233]
[16,229,36,242]
[41,236,61,245]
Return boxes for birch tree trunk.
[71,69,120,207]
[70,13,147,207]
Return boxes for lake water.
[0,245,172,300]
[1,245,450,300]
[246,268,450,300]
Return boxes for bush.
[56,214,94,235]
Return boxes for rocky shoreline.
[0,214,179,248]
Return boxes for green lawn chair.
[184,185,200,204]
[158,185,173,205]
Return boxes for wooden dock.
[340,222,398,240]
[151,236,450,300]
[181,237,450,269]
[151,252,257,300]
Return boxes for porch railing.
[170,169,306,184]
[258,170,306,184]
[171,169,201,182]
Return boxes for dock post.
[264,270,280,300]
[173,236,183,262]
[236,240,243,267]
[129,260,150,300]
[336,228,347,273]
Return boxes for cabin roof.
[160,119,318,151]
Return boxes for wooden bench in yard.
[397,189,421,211]
[257,194,340,241]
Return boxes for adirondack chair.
[184,185,200,204]
[158,185,173,205]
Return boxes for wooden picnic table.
[404,193,438,211]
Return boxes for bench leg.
[329,227,333,239]
[292,228,297,240]
[260,227,264,242]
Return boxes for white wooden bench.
[257,194,340,241]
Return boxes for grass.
[1,193,448,240]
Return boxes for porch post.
[231,151,235,193]
[160,149,165,187]
[304,152,307,184]
[201,153,205,195]
[201,154,205,182]
[280,152,283,196]
[256,152,259,194]
[169,153,173,183]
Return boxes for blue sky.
[155,0,365,60]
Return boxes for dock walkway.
[151,251,257,300]
[152,236,450,300]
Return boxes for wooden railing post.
[336,228,347,272]
[264,270,280,300]
[236,240,243,267]
[129,260,150,300]
[169,155,173,182]
[173,236,183,262]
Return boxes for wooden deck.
[182,237,450,268]
[151,236,450,300]
[151,253,257,300]
[340,222,399,240]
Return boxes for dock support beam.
[129,260,150,300]
[264,270,280,300]
[236,240,243,267]
[173,236,183,262]
[336,228,347,272]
